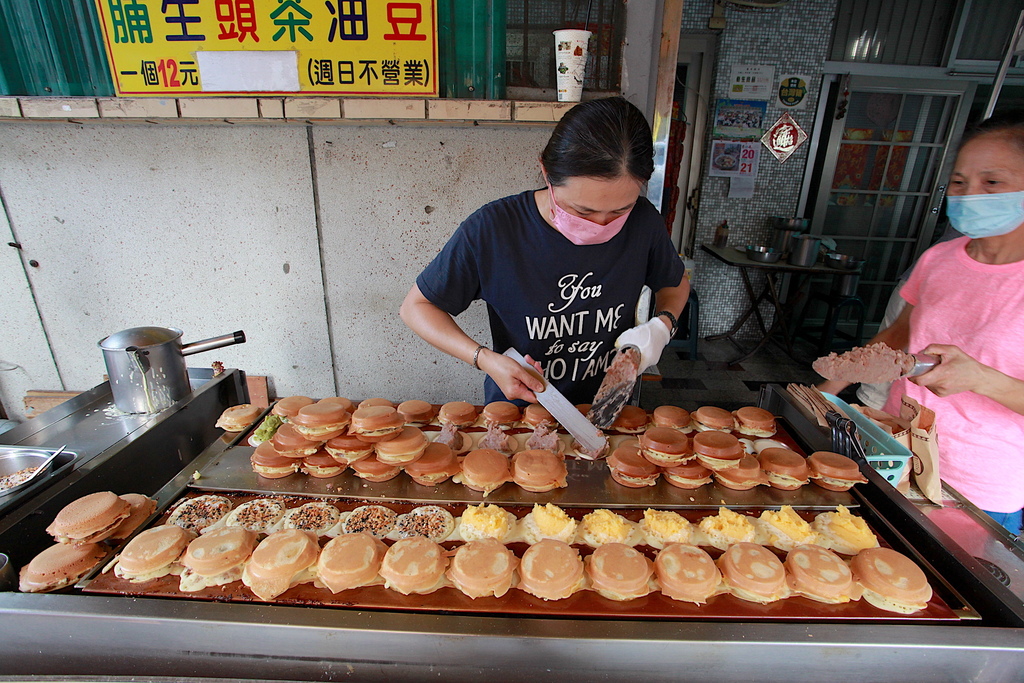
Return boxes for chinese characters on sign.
[761,112,808,163]
[95,0,438,96]
[727,64,775,101]
[777,74,809,110]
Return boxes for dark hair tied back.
[962,109,1024,153]
[541,96,654,186]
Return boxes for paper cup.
[553,29,591,102]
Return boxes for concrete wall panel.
[312,125,553,403]
[0,123,333,402]
[0,200,61,421]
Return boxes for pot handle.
[180,330,246,356]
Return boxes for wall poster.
[728,64,775,101]
[712,99,768,141]
[708,140,760,178]
[761,112,808,163]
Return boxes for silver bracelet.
[472,344,487,370]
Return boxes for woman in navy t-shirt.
[400,97,688,405]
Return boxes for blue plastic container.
[822,393,912,485]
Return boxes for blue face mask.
[946,190,1024,238]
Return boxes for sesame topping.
[343,505,397,538]
[394,506,455,542]
[225,499,285,532]
[168,495,232,533]
[284,502,341,534]
[0,466,38,491]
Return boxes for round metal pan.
[0,450,58,497]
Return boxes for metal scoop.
[905,353,939,377]
[589,345,642,429]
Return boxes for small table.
[700,244,844,364]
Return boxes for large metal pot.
[787,234,822,267]
[98,327,245,414]
[771,216,810,256]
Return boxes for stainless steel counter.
[1,380,1022,682]
[1,593,1023,682]
[0,367,248,568]
[760,383,1024,609]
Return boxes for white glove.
[615,317,672,370]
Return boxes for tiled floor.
[638,337,848,412]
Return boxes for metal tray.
[193,420,855,510]
[0,446,76,508]
[82,491,959,624]
[193,445,855,509]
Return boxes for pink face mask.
[546,183,633,246]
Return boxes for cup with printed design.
[553,29,592,102]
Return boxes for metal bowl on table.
[745,245,782,263]
[825,252,865,270]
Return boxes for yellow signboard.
[94,0,437,96]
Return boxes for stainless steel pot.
[771,216,810,231]
[98,327,245,414]
[787,234,822,267]
[832,272,861,297]
[771,217,810,256]
[770,216,811,255]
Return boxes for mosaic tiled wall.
[681,0,839,340]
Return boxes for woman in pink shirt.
[822,115,1024,536]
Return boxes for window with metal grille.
[829,0,957,66]
[506,0,624,93]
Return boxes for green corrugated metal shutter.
[0,0,113,96]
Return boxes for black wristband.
[653,310,679,336]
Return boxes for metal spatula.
[502,348,606,453]
[588,345,642,429]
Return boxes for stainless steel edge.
[1,593,1022,682]
[0,368,247,568]
[762,382,1024,625]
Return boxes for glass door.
[810,76,975,325]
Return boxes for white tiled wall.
[682,0,839,338]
